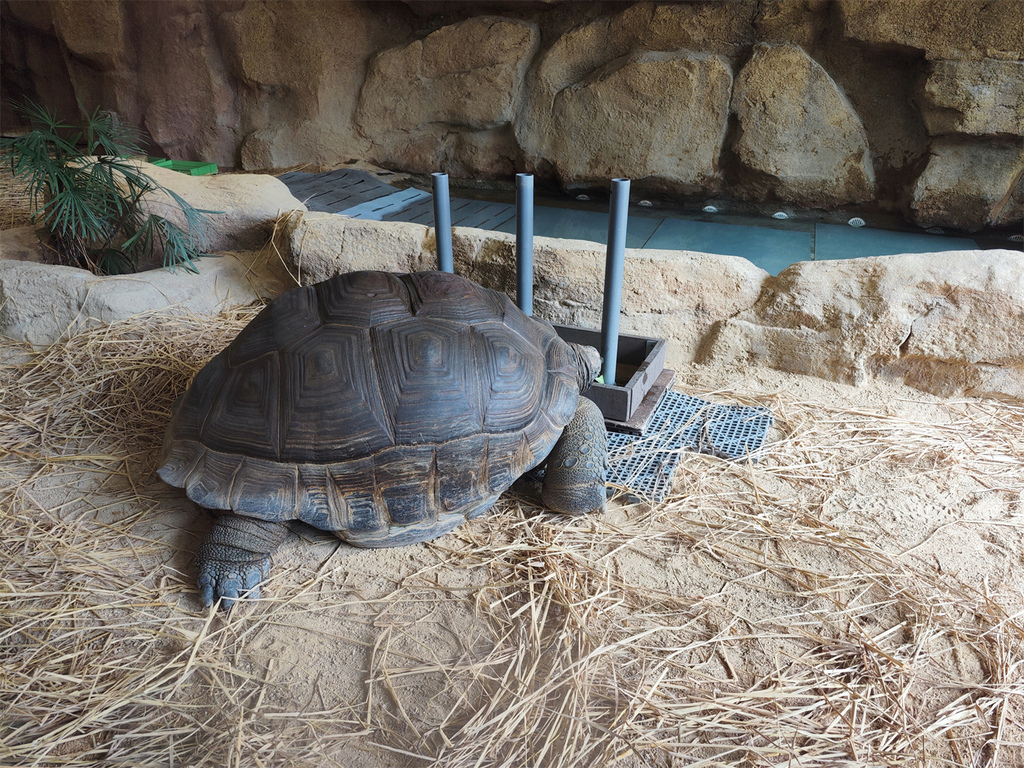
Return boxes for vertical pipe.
[601,178,630,385]
[515,173,534,315]
[432,172,453,273]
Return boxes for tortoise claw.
[197,557,270,610]
[198,573,216,608]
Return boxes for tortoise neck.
[569,343,601,393]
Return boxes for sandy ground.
[2,307,1022,768]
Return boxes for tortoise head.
[569,343,602,392]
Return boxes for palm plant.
[1,100,218,275]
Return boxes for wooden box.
[552,324,667,423]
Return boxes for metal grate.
[606,391,773,502]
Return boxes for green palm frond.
[82,103,145,158]
[1,99,220,276]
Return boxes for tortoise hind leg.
[542,397,608,516]
[196,514,289,609]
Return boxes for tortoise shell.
[157,270,581,547]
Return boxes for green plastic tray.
[147,157,218,176]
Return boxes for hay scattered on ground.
[0,167,34,230]
[1,310,1022,767]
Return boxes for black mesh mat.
[606,391,773,502]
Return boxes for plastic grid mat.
[606,391,773,502]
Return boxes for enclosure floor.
[280,170,982,275]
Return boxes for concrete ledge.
[0,252,289,347]
[284,214,1024,402]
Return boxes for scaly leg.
[196,514,289,609]
[542,397,608,516]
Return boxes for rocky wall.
[2,0,1022,232]
[2,162,1022,402]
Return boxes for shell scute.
[229,457,298,520]
[229,285,321,367]
[327,458,385,533]
[293,464,334,530]
[317,270,412,327]
[280,326,393,461]
[184,449,241,510]
[474,322,547,432]
[437,434,491,515]
[169,352,228,444]
[374,445,436,527]
[372,318,483,444]
[406,270,506,323]
[201,352,281,460]
[482,431,537,494]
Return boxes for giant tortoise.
[158,270,607,607]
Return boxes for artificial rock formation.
[838,0,1023,61]
[2,0,1022,232]
[730,43,875,206]
[546,50,732,193]
[137,161,308,252]
[4,201,1022,402]
[920,59,1024,137]
[0,254,272,347]
[911,139,1024,230]
[701,249,1024,401]
[0,162,304,345]
[356,16,538,175]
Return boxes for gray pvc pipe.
[601,178,630,384]
[432,172,453,273]
[515,173,534,315]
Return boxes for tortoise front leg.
[196,513,289,609]
[542,397,608,516]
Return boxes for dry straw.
[1,306,1022,767]
[0,167,35,230]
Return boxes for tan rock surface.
[839,0,1024,61]
[51,0,131,113]
[356,16,538,173]
[730,44,876,206]
[284,212,434,285]
[5,202,1023,405]
[219,1,410,170]
[701,250,1024,401]
[136,161,307,251]
[4,0,1021,230]
[0,226,50,263]
[50,0,127,69]
[910,139,1024,230]
[517,1,754,182]
[130,1,240,165]
[358,17,537,133]
[547,50,732,193]
[0,253,274,347]
[921,59,1024,137]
